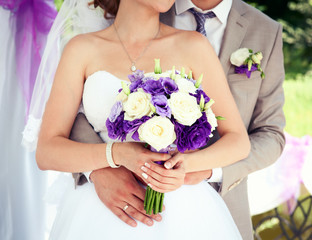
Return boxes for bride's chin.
[144,0,175,13]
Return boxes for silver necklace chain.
[113,23,161,72]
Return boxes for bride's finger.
[144,174,184,193]
[143,162,185,179]
[141,166,179,185]
[164,153,183,169]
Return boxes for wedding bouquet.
[106,59,220,215]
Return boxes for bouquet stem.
[143,145,175,215]
[144,186,164,215]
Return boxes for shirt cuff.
[206,168,223,183]
[83,171,93,183]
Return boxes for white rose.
[175,76,197,94]
[138,116,176,151]
[123,91,151,121]
[156,71,171,79]
[168,92,202,126]
[230,48,251,67]
[205,108,218,137]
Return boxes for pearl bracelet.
[106,142,120,168]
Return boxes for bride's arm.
[36,36,170,173]
[163,33,250,173]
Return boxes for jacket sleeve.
[69,113,104,187]
[221,24,286,196]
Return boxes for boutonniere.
[230,48,265,79]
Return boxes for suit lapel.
[219,0,249,75]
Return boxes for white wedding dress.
[49,70,242,240]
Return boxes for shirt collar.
[175,0,233,24]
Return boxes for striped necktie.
[188,8,216,36]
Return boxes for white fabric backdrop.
[0,8,50,240]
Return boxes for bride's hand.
[113,142,171,179]
[139,153,186,193]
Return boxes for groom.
[70,0,285,238]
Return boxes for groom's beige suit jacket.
[71,0,285,239]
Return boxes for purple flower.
[235,64,258,78]
[151,95,171,118]
[174,113,211,152]
[142,79,165,95]
[128,70,144,82]
[190,90,210,105]
[129,79,144,92]
[109,101,123,122]
[173,121,189,153]
[160,77,178,95]
[127,70,145,92]
[143,75,157,81]
[123,116,151,134]
[187,113,211,150]
[131,130,140,141]
[106,112,127,141]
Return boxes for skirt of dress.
[49,181,242,240]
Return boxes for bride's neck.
[113,1,161,43]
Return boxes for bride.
[36,0,250,239]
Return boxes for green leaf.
[149,103,156,113]
[154,59,162,74]
[180,67,185,78]
[195,74,203,88]
[54,0,64,11]
[121,81,130,96]
[216,116,226,120]
[204,98,215,110]
[170,66,176,80]
[200,95,205,111]
[248,59,253,71]
[188,70,193,79]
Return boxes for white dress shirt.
[174,0,232,56]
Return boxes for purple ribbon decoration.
[0,0,57,116]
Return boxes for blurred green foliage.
[283,72,312,136]
[246,0,312,76]
[54,0,63,12]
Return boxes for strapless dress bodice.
[82,70,127,142]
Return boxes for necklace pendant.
[131,63,136,72]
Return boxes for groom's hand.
[184,170,212,185]
[90,167,162,227]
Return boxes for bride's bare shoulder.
[180,30,213,53]
[63,27,113,55]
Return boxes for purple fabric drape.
[0,0,57,116]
